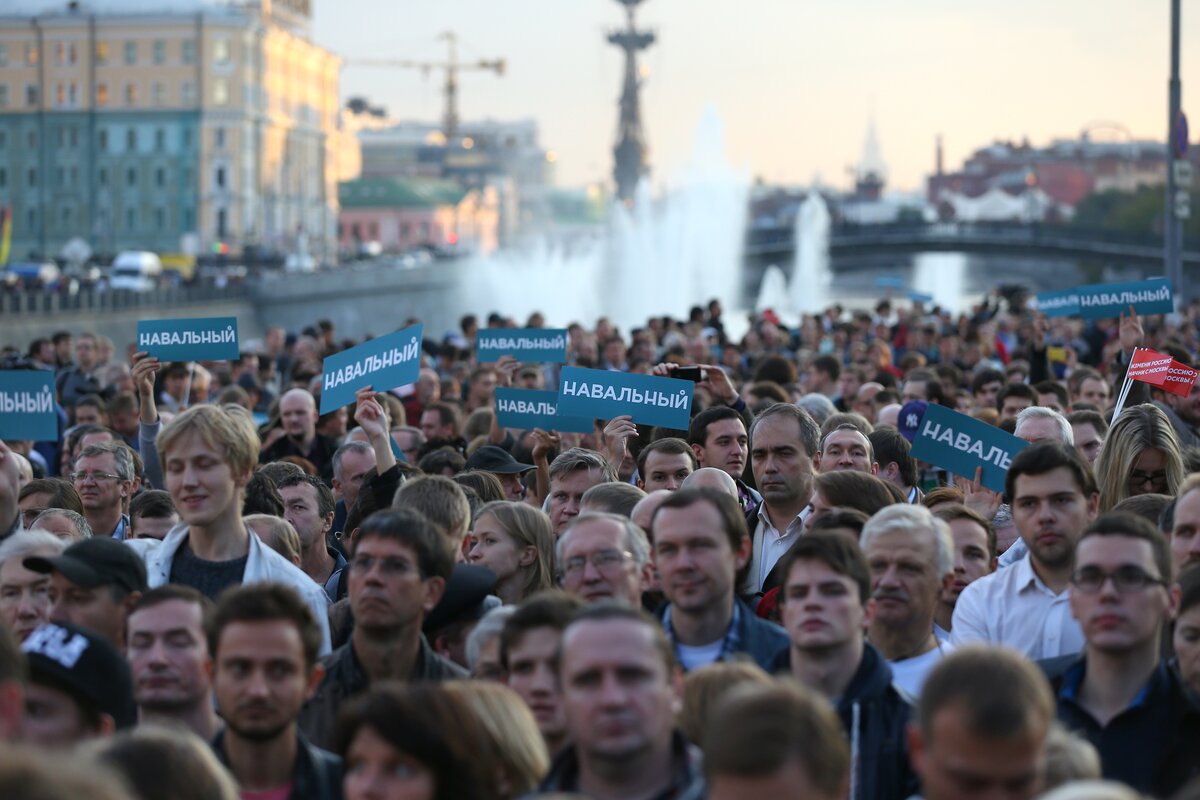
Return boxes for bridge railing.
[0,283,250,316]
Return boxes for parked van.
[110,251,163,292]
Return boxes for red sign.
[1127,348,1198,397]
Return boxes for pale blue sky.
[312,1,1200,191]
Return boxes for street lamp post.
[1166,0,1187,304]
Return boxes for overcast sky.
[312,0,1200,192]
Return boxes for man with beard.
[951,443,1098,659]
[210,583,341,800]
[125,585,220,740]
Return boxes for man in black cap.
[465,445,535,502]
[25,537,147,649]
[19,620,137,747]
[424,562,500,669]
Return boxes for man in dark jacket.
[298,508,464,749]
[1041,512,1200,796]
[651,489,788,671]
[209,583,342,800]
[769,532,917,800]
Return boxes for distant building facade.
[0,0,349,261]
[337,176,499,255]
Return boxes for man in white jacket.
[125,404,330,653]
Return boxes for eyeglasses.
[1069,565,1167,594]
[1129,470,1168,490]
[560,549,634,579]
[70,471,123,484]
[21,507,48,527]
[349,555,420,578]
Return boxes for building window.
[153,40,165,65]
[213,38,230,64]
[181,81,195,105]
[27,168,36,187]
[124,41,136,65]
[25,44,38,66]
[0,85,7,108]
[0,168,6,188]
[155,167,165,187]
[25,85,37,106]
[182,40,195,64]
[127,168,137,187]
[97,82,108,106]
[155,208,165,230]
[125,83,137,106]
[69,165,78,185]
[0,131,5,148]
[98,167,108,187]
[27,209,35,229]
[68,43,77,65]
[126,128,136,151]
[184,207,193,229]
[215,128,225,149]
[55,42,65,65]
[215,166,226,189]
[126,208,135,231]
[94,42,108,64]
[152,82,166,106]
[61,206,71,228]
[155,128,165,151]
[69,127,77,147]
[0,44,7,66]
[55,83,64,106]
[26,130,35,149]
[67,82,77,107]
[98,129,108,151]
[217,208,227,237]
[212,79,228,106]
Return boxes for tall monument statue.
[608,0,655,205]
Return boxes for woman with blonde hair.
[467,501,555,605]
[443,681,550,797]
[1094,403,1185,512]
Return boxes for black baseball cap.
[21,621,138,729]
[465,446,535,475]
[423,564,499,634]
[25,537,148,593]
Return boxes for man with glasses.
[299,508,464,749]
[71,442,135,540]
[557,512,652,606]
[1042,512,1200,795]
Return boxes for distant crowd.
[1,289,1200,800]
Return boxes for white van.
[110,251,163,292]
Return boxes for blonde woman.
[444,681,550,798]
[1094,404,1185,512]
[467,501,555,605]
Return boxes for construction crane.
[349,32,505,141]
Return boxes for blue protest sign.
[495,388,593,434]
[0,370,58,441]
[1036,278,1173,320]
[137,317,240,361]
[1077,278,1173,319]
[909,403,1028,494]
[907,291,934,304]
[320,324,423,413]
[1035,288,1080,318]
[477,328,568,364]
[556,366,694,430]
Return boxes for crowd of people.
[1,290,1200,800]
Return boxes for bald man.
[260,388,339,480]
[680,467,739,499]
[631,489,673,535]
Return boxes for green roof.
[338,177,469,209]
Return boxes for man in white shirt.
[862,504,955,697]
[746,404,820,595]
[951,442,1097,659]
